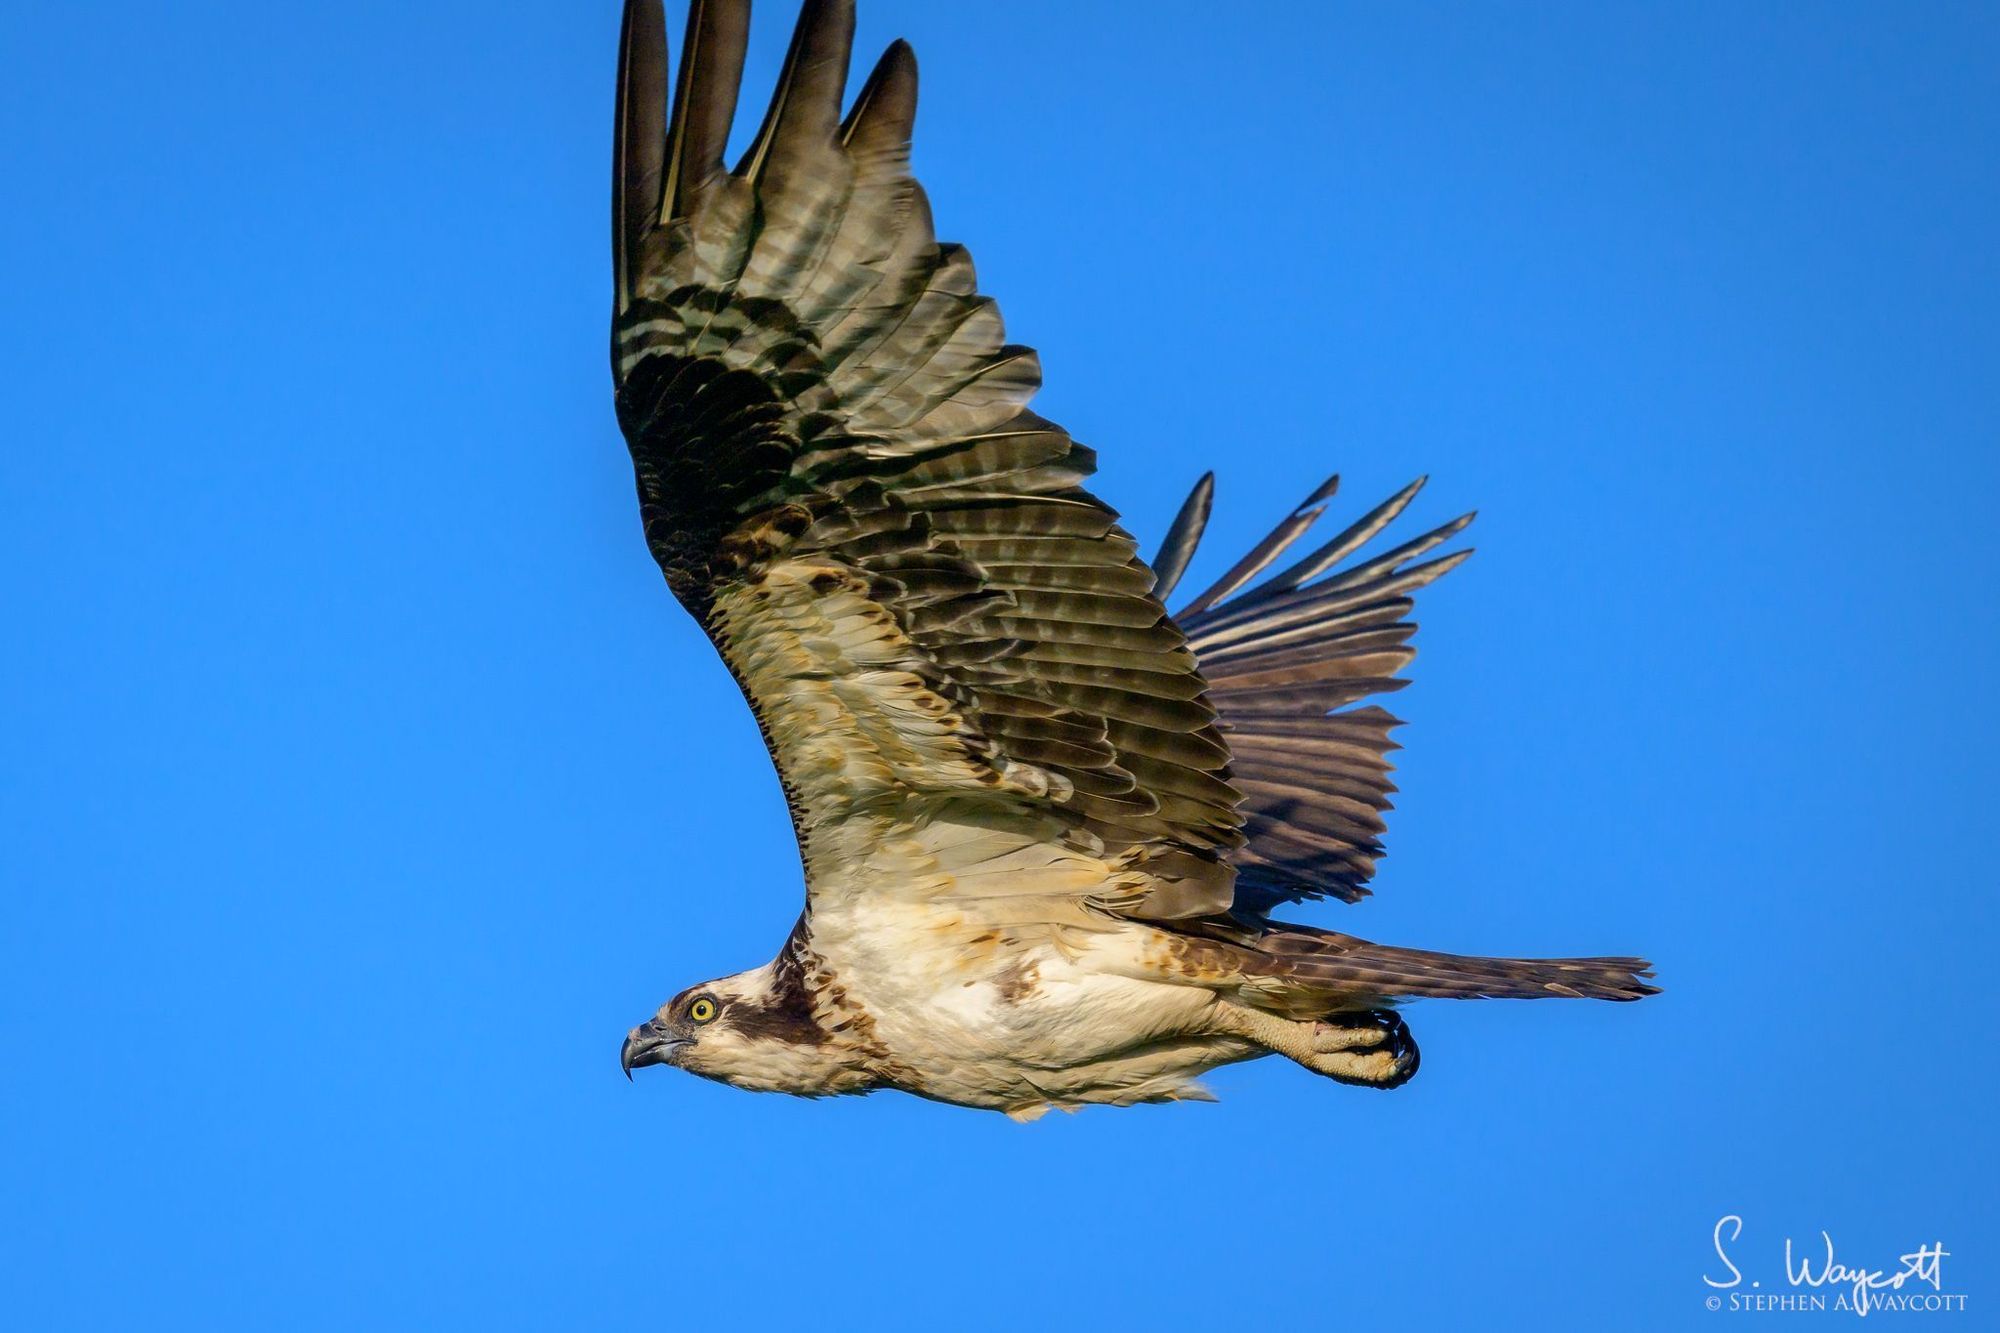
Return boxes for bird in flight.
[612,0,1655,1120]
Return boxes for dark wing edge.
[1155,474,1474,913]
[611,0,1247,918]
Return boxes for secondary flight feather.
[610,0,1655,1118]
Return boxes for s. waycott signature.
[1704,1215,1966,1317]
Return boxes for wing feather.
[1157,472,1473,910]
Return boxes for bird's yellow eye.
[688,997,718,1023]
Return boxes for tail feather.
[1259,924,1659,1002]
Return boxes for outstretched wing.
[612,0,1244,920]
[1154,474,1474,913]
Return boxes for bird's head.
[620,961,851,1094]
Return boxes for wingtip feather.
[663,0,751,221]
[613,0,668,319]
[843,38,920,148]
[739,0,857,180]
[1149,472,1217,601]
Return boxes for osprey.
[612,0,1655,1119]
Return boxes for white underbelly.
[812,902,1245,1109]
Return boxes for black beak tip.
[622,1023,679,1080]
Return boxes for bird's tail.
[1257,923,1659,1002]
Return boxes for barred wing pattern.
[613,0,1243,919]
[614,0,1479,928]
[1154,475,1474,914]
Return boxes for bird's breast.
[806,897,1215,1080]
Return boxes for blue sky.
[4,2,1996,1328]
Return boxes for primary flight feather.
[610,0,1655,1119]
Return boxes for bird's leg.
[1207,1002,1420,1089]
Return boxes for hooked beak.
[620,1019,686,1080]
